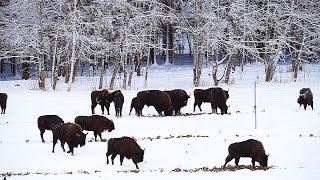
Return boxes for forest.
[0,0,319,91]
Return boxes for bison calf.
[52,122,87,155]
[223,139,269,169]
[110,90,124,117]
[37,115,64,143]
[297,88,313,110]
[0,93,8,114]
[106,136,144,169]
[75,115,115,141]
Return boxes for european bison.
[223,139,269,168]
[108,90,124,117]
[91,89,109,114]
[0,93,8,114]
[52,122,87,155]
[106,136,144,169]
[74,115,115,141]
[37,115,64,143]
[297,88,313,110]
[136,90,173,116]
[193,87,228,115]
[163,89,190,115]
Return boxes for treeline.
[0,0,319,90]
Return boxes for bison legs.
[193,102,202,112]
[67,144,74,156]
[98,132,103,141]
[52,136,58,153]
[223,154,234,168]
[104,102,110,115]
[60,141,66,152]
[106,152,111,164]
[235,157,240,166]
[111,154,117,165]
[304,103,307,110]
[94,131,98,141]
[311,101,314,110]
[133,160,139,169]
[40,129,45,143]
[91,102,97,114]
[251,158,256,168]
[120,155,124,165]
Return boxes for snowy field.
[0,62,320,179]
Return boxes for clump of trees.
[1,0,319,90]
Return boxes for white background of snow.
[0,62,320,179]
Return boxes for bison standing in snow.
[108,90,124,117]
[297,88,313,110]
[106,136,145,169]
[163,89,190,115]
[136,90,173,116]
[52,122,87,155]
[74,115,115,141]
[193,87,228,115]
[91,89,109,114]
[223,139,269,168]
[0,93,8,114]
[37,115,64,142]
[129,97,140,116]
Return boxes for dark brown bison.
[74,115,115,141]
[193,87,228,115]
[91,89,109,114]
[163,89,190,115]
[297,88,313,110]
[136,90,173,116]
[52,122,87,155]
[129,97,140,116]
[37,115,64,143]
[0,93,8,114]
[223,139,269,168]
[107,90,124,117]
[106,136,144,169]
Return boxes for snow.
[1,63,320,179]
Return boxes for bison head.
[133,149,145,163]
[107,121,115,132]
[258,154,269,167]
[76,132,87,147]
[297,94,305,106]
[96,90,109,103]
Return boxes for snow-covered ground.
[0,62,320,179]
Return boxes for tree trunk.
[293,51,301,81]
[144,46,150,88]
[168,25,174,64]
[212,51,219,86]
[128,54,134,88]
[265,51,280,82]
[224,54,235,84]
[187,34,192,56]
[0,59,3,74]
[22,61,30,80]
[134,51,142,76]
[193,42,201,87]
[122,53,128,90]
[165,25,170,65]
[51,30,59,89]
[67,0,78,92]
[109,61,119,90]
[99,56,106,89]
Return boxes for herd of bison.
[0,87,314,170]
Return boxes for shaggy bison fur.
[52,122,87,155]
[223,139,269,168]
[193,87,228,115]
[91,89,109,114]
[0,93,8,114]
[297,88,313,110]
[163,89,190,115]
[37,115,64,142]
[136,90,173,116]
[106,136,144,169]
[74,115,115,141]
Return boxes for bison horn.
[267,153,270,157]
[85,133,88,135]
